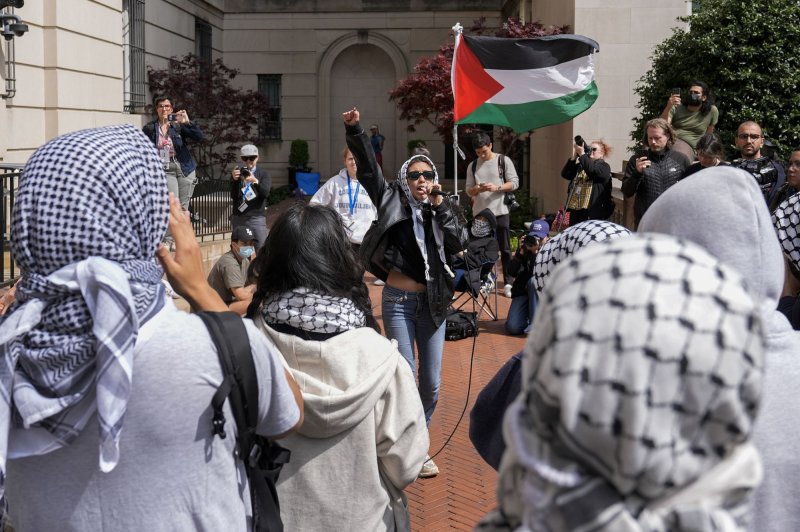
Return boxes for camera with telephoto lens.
[574,135,589,152]
[239,166,251,178]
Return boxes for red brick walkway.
[365,274,527,531]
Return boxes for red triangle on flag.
[453,38,504,122]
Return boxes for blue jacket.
[142,120,204,176]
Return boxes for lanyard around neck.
[347,178,360,215]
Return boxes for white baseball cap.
[240,144,259,157]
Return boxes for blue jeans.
[505,278,539,335]
[382,285,445,425]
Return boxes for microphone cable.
[428,325,478,461]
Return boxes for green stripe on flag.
[457,81,598,132]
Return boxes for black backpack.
[198,311,291,532]
[445,308,479,341]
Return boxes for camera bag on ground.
[470,154,518,210]
[445,307,479,341]
[198,311,290,532]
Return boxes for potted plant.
[287,139,310,188]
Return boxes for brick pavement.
[365,274,528,531]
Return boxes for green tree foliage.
[633,0,800,157]
[147,54,270,179]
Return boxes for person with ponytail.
[246,203,428,532]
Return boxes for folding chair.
[451,261,499,321]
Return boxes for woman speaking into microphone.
[343,108,464,478]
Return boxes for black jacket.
[453,208,499,295]
[622,148,690,224]
[345,123,464,327]
[560,154,613,220]
[230,166,271,218]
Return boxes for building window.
[258,74,282,140]
[195,18,212,68]
[122,0,145,113]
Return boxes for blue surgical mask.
[238,246,255,259]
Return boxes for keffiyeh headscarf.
[397,155,451,281]
[772,191,800,271]
[532,220,631,292]
[0,125,168,509]
[481,234,765,532]
[262,287,366,334]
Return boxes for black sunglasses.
[406,170,436,181]
[241,156,257,161]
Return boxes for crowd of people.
[0,80,799,532]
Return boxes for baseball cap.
[528,219,550,239]
[232,226,256,242]
[240,144,259,157]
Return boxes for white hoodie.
[310,169,377,244]
[253,317,428,532]
[639,166,800,532]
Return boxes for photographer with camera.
[466,132,520,298]
[731,121,785,206]
[505,219,549,335]
[560,136,614,224]
[142,95,204,212]
[231,144,271,251]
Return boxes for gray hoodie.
[639,166,800,532]
[253,317,429,532]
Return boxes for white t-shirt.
[6,300,299,532]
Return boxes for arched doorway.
[317,32,408,179]
[329,44,396,178]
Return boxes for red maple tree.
[389,17,569,155]
[146,54,270,179]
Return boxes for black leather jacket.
[345,123,464,327]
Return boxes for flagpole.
[451,22,464,202]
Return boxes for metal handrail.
[189,176,232,237]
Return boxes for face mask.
[688,93,702,105]
[471,219,491,238]
[238,246,255,259]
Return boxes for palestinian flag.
[451,34,599,132]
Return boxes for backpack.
[198,311,291,532]
[445,308,479,341]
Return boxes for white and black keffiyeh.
[482,234,765,532]
[397,155,450,281]
[0,125,168,510]
[262,287,366,334]
[533,220,632,292]
[772,191,800,270]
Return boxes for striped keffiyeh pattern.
[0,125,169,520]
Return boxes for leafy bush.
[632,0,800,157]
[288,139,310,169]
[268,185,294,205]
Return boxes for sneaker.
[373,279,385,286]
[419,455,439,478]
[503,284,513,298]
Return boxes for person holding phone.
[660,80,719,161]
[142,95,204,212]
[621,118,691,226]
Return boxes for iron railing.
[0,164,21,286]
[189,176,232,237]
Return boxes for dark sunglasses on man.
[241,156,257,162]
[407,170,435,181]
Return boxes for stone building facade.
[0,0,689,213]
